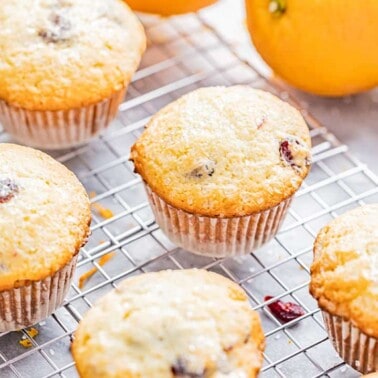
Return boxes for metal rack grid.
[0,10,377,378]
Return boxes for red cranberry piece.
[171,358,205,378]
[264,295,305,323]
[279,137,311,173]
[0,178,19,204]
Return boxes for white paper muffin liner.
[0,88,126,150]
[0,254,78,332]
[322,311,378,374]
[145,185,292,257]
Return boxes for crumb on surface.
[19,327,39,348]
[78,252,115,289]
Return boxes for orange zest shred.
[92,202,114,219]
[88,191,114,219]
[78,252,115,289]
[19,339,33,348]
[89,191,97,199]
[19,327,39,348]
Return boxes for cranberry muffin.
[0,143,91,331]
[310,204,378,373]
[72,269,265,377]
[0,0,146,149]
[131,86,311,256]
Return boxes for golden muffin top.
[0,144,91,290]
[131,86,311,217]
[72,269,265,378]
[0,0,146,111]
[310,204,378,338]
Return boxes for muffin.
[0,143,91,331]
[0,0,146,149]
[72,269,265,377]
[126,0,217,15]
[130,86,311,257]
[310,204,378,374]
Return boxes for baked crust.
[310,204,378,338]
[0,0,146,111]
[72,269,265,378]
[131,86,311,217]
[0,143,91,290]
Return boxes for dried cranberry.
[188,159,216,179]
[279,140,294,165]
[171,358,205,378]
[0,178,19,204]
[264,296,305,323]
[279,137,311,173]
[39,12,71,43]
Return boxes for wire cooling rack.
[0,9,377,378]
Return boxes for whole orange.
[246,0,378,96]
[125,0,217,16]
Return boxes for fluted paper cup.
[322,311,378,374]
[0,88,126,150]
[145,185,292,257]
[0,254,78,332]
